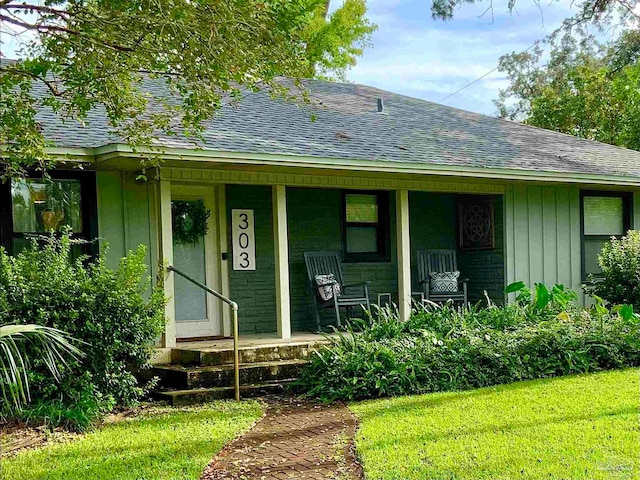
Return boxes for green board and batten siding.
[504,185,582,295]
[504,184,640,302]
[636,192,640,231]
[96,171,157,279]
[95,170,640,334]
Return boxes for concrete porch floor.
[151,332,339,365]
[175,332,335,352]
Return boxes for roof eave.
[46,143,640,188]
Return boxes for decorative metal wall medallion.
[458,195,495,250]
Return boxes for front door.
[171,185,221,339]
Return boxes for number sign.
[232,209,256,271]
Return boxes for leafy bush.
[298,285,640,401]
[0,234,165,428]
[10,389,104,432]
[584,230,640,310]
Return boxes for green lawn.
[351,369,640,480]
[2,401,262,480]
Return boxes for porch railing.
[167,265,240,401]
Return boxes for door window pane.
[346,226,378,253]
[346,194,378,223]
[172,200,207,322]
[583,196,624,235]
[12,179,82,233]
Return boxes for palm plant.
[0,324,83,410]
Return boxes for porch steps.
[170,341,319,366]
[152,340,325,405]
[155,380,297,406]
[152,359,308,390]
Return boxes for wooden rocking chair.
[303,251,371,331]
[416,249,468,305]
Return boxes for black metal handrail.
[167,265,240,401]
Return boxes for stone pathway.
[201,397,363,480]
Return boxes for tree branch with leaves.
[495,30,640,150]
[0,0,375,179]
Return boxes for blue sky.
[2,1,620,116]
[341,0,580,114]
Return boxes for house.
[2,79,640,349]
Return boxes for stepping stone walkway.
[201,397,363,479]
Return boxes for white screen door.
[171,185,221,338]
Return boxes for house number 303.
[232,209,256,271]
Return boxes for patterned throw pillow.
[429,271,460,293]
[315,274,342,301]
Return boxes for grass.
[2,401,262,480]
[351,369,640,480]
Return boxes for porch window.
[581,191,631,278]
[0,172,97,255]
[342,191,390,262]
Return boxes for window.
[0,172,97,255]
[581,191,631,278]
[342,191,390,262]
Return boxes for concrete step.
[152,359,308,389]
[171,342,322,366]
[155,380,297,406]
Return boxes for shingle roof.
[35,77,640,178]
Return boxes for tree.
[0,0,375,178]
[430,0,639,26]
[429,0,640,149]
[495,31,640,150]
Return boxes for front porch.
[158,181,505,346]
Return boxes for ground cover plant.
[297,283,640,401]
[0,233,166,430]
[351,369,639,480]
[1,400,262,480]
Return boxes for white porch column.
[218,186,232,338]
[396,189,411,322]
[157,179,176,348]
[272,185,292,339]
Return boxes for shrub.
[297,286,640,401]
[0,234,165,428]
[584,230,640,310]
[10,389,104,432]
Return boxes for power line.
[439,66,500,103]
[438,41,539,103]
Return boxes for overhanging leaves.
[0,0,375,179]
